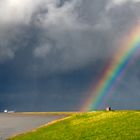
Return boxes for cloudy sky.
[0,0,140,111]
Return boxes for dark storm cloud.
[0,0,140,111]
[0,0,112,75]
[0,0,140,75]
[0,0,138,71]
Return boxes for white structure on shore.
[4,109,8,113]
[3,109,15,113]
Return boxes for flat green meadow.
[8,111,140,140]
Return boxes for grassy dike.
[8,111,140,140]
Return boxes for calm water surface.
[0,113,66,140]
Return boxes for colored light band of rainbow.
[82,24,140,111]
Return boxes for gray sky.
[0,0,140,111]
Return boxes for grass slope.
[8,111,140,140]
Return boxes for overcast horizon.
[0,0,140,111]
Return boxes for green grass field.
[8,111,140,140]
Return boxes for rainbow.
[82,23,140,111]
